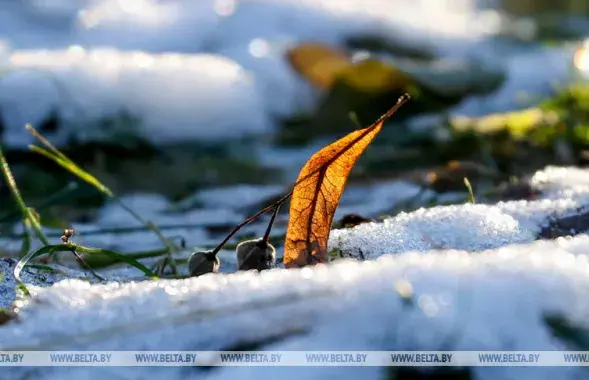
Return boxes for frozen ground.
[2,167,589,380]
[0,0,578,148]
[0,178,430,276]
[0,2,588,379]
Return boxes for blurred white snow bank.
[5,0,490,51]
[0,0,559,147]
[2,167,589,380]
[0,48,270,147]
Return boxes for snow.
[5,0,489,51]
[330,166,589,258]
[0,1,586,378]
[1,166,589,380]
[0,258,107,310]
[451,45,574,116]
[0,0,576,147]
[2,238,589,379]
[0,177,427,260]
[183,184,284,211]
[3,0,220,51]
[335,180,431,219]
[0,48,269,147]
[94,193,244,229]
[97,194,170,223]
[330,204,534,258]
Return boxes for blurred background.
[0,0,588,268]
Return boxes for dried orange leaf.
[286,42,352,89]
[283,94,410,268]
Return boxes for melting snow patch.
[335,180,430,219]
[96,194,172,227]
[0,0,535,147]
[184,184,285,211]
[450,46,572,116]
[0,48,269,147]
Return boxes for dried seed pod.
[236,238,276,271]
[187,250,220,277]
[61,228,74,244]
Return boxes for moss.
[451,108,557,140]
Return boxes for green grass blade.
[26,124,69,161]
[28,128,181,274]
[19,220,32,258]
[464,177,476,204]
[82,247,170,269]
[14,245,59,295]
[0,182,78,224]
[28,145,113,196]
[15,244,158,294]
[0,146,49,245]
[75,245,158,278]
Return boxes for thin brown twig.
[262,203,282,245]
[209,94,411,257]
[210,191,292,256]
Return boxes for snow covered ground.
[0,178,431,270]
[0,2,588,379]
[0,0,578,148]
[2,166,589,379]
[329,166,589,257]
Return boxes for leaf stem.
[262,203,281,245]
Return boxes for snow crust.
[2,239,589,380]
[330,166,589,258]
[1,166,589,380]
